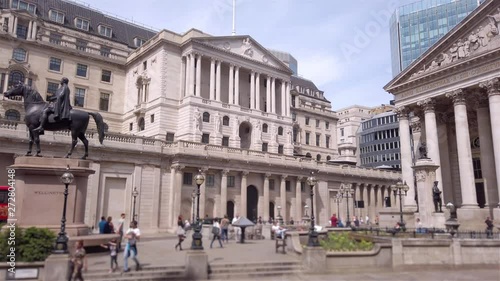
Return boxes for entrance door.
[269,202,275,220]
[247,185,258,222]
[475,182,486,208]
[227,201,235,221]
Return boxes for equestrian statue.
[3,78,104,159]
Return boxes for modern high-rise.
[269,49,298,75]
[390,0,484,76]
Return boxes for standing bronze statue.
[3,78,104,159]
[432,181,443,212]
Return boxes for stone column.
[369,185,376,221]
[266,76,271,112]
[195,54,202,97]
[280,175,288,222]
[476,104,497,207]
[480,78,500,208]
[180,57,186,98]
[189,53,195,96]
[286,82,291,117]
[169,165,184,227]
[234,66,240,105]
[417,98,444,199]
[240,171,248,217]
[216,60,222,102]
[362,185,368,219]
[295,178,302,220]
[220,169,228,216]
[228,64,234,104]
[395,106,416,209]
[250,71,255,109]
[27,21,32,39]
[264,173,270,220]
[271,78,276,113]
[446,90,477,208]
[255,73,260,111]
[199,169,207,219]
[281,81,286,116]
[151,166,161,229]
[185,55,191,96]
[413,159,441,227]
[210,58,216,100]
[31,21,38,39]
[12,16,17,35]
[3,73,10,93]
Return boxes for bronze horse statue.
[3,83,104,159]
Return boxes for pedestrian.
[100,238,118,273]
[220,215,230,243]
[69,240,87,281]
[175,215,186,250]
[365,215,370,225]
[232,214,241,242]
[210,218,224,248]
[116,213,125,252]
[99,216,107,234]
[416,218,423,234]
[104,216,114,234]
[330,213,338,227]
[123,221,141,272]
[485,217,494,238]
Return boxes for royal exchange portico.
[386,0,500,229]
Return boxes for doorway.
[247,185,258,222]
[269,202,275,220]
[227,201,235,221]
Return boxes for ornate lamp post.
[339,183,353,227]
[277,205,283,225]
[306,173,319,247]
[392,179,409,230]
[191,170,205,250]
[333,193,342,224]
[54,166,74,254]
[304,205,309,217]
[132,187,139,223]
[191,189,196,224]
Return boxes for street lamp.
[392,179,409,230]
[191,189,196,224]
[333,193,342,224]
[339,183,354,227]
[54,165,74,254]
[132,187,139,223]
[306,172,319,247]
[191,170,205,250]
[277,205,283,225]
[304,205,309,217]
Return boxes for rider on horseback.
[34,77,72,134]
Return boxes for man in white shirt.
[272,221,286,239]
[116,213,125,252]
[123,221,141,272]
[232,214,241,242]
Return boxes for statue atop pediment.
[242,38,254,57]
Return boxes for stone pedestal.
[44,254,70,281]
[431,212,446,228]
[456,208,490,229]
[185,250,208,280]
[8,157,95,236]
[302,247,326,274]
[412,158,439,228]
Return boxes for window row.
[361,153,401,164]
[360,128,399,144]
[129,114,155,132]
[361,114,398,130]
[44,83,110,112]
[304,132,331,148]
[46,57,112,83]
[360,141,400,154]
[303,153,332,162]
[304,116,330,130]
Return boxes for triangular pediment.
[385,0,500,91]
[193,36,292,73]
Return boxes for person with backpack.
[210,218,223,248]
[123,221,141,272]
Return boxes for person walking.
[210,218,224,248]
[104,216,114,234]
[485,217,494,238]
[232,214,241,242]
[98,216,107,234]
[175,215,186,251]
[123,221,141,272]
[69,240,87,281]
[220,215,230,243]
[100,238,118,273]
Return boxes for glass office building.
[390,0,484,77]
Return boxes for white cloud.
[297,54,342,87]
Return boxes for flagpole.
[232,0,236,35]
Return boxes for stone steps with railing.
[208,261,303,280]
[84,265,186,281]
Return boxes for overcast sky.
[81,0,419,110]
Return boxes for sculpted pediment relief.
[194,36,289,71]
[409,7,500,79]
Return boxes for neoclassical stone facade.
[0,0,400,233]
[385,0,500,229]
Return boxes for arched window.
[316,154,321,161]
[5,109,20,121]
[103,123,109,132]
[203,112,210,122]
[12,48,27,62]
[326,156,331,161]
[223,116,230,126]
[138,117,145,131]
[262,123,268,133]
[278,126,283,135]
[305,153,312,158]
[8,71,25,88]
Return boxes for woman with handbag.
[210,218,223,248]
[175,215,186,250]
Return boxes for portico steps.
[208,261,303,280]
[84,265,186,281]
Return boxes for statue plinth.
[412,158,439,228]
[7,156,95,236]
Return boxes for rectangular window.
[472,158,482,179]
[99,93,110,111]
[316,119,320,127]
[326,136,330,149]
[206,175,215,187]
[49,57,61,72]
[74,88,85,107]
[278,145,284,154]
[305,133,310,145]
[12,0,36,13]
[300,181,305,193]
[15,23,27,39]
[325,121,329,130]
[101,70,112,83]
[222,136,229,147]
[305,117,310,125]
[269,179,275,190]
[76,39,87,52]
[183,172,193,185]
[129,123,133,131]
[76,64,88,77]
[49,32,62,45]
[285,181,291,192]
[262,142,268,152]
[98,25,112,37]
[227,176,235,187]
[49,10,64,24]
[150,114,154,123]
[202,133,210,144]
[166,132,175,142]
[135,38,146,47]
[46,82,58,97]
[316,134,320,146]
[340,128,344,137]
[75,18,89,31]
[100,46,111,58]
[143,61,147,70]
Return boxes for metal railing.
[350,226,500,239]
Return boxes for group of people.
[329,213,379,228]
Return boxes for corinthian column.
[255,73,260,110]
[446,90,477,208]
[280,175,288,222]
[228,64,234,104]
[295,178,302,220]
[480,78,500,207]
[266,76,271,112]
[235,66,240,105]
[195,54,202,97]
[250,71,255,109]
[216,60,222,101]
[395,106,416,209]
[210,58,216,100]
[271,78,276,113]
[189,53,195,96]
[281,81,286,116]
[264,173,270,220]
[220,169,229,216]
[240,171,248,217]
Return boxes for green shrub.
[320,232,374,252]
[0,226,55,262]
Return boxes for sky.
[80,0,419,110]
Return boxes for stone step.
[208,269,303,280]
[209,263,301,274]
[210,261,301,269]
[84,266,186,281]
[86,265,185,274]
